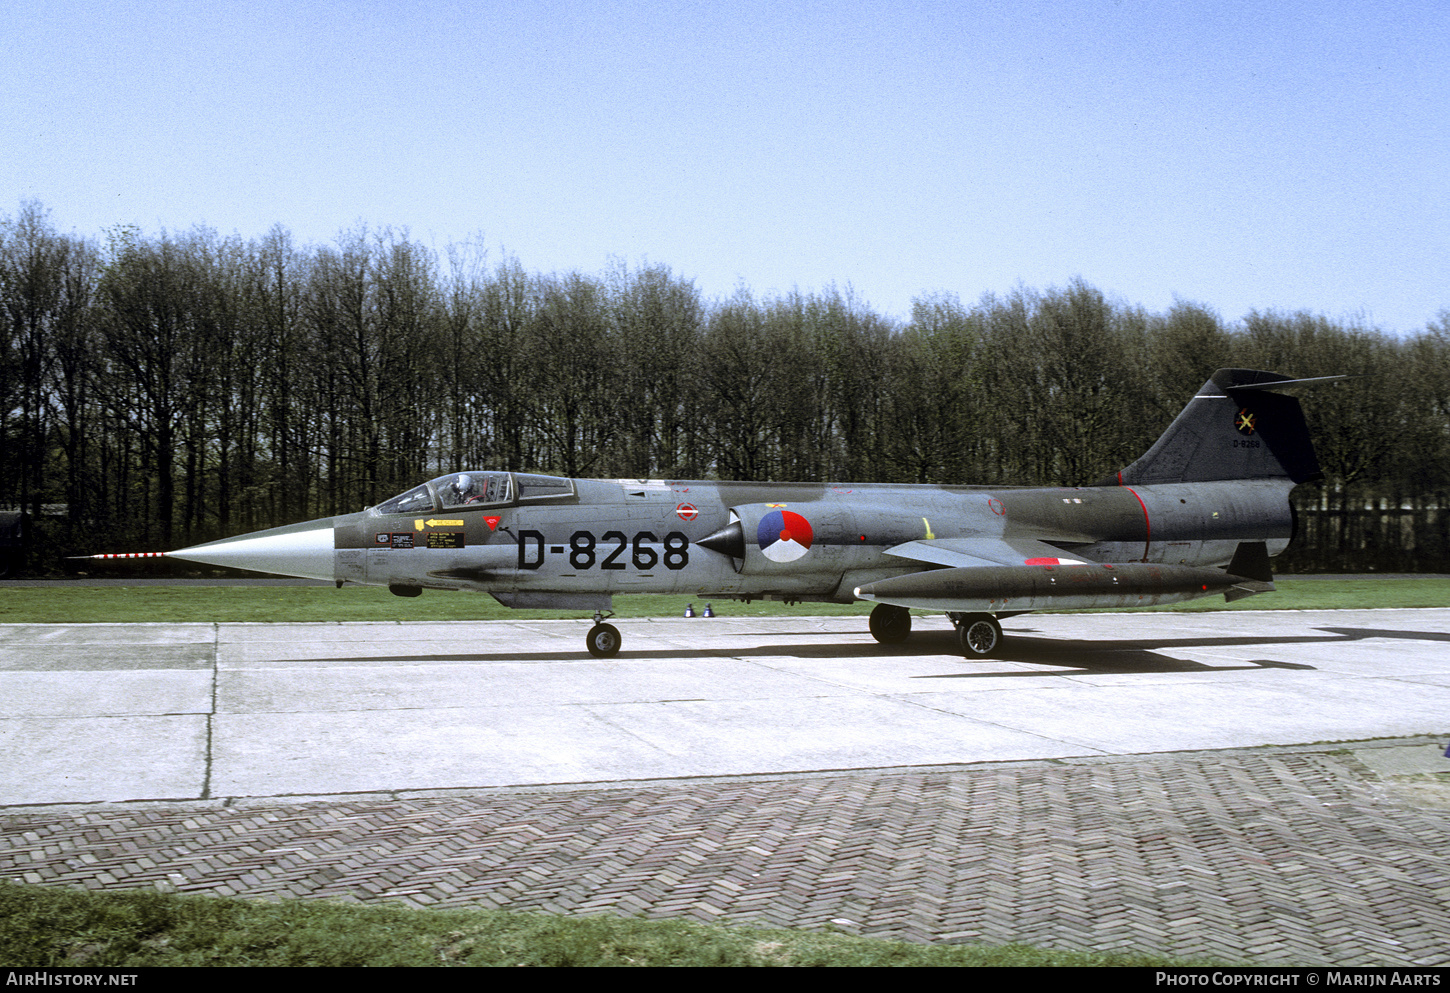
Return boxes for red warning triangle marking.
[485,516,501,531]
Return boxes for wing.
[884,537,1087,569]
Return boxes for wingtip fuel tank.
[853,558,1261,613]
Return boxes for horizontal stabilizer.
[1216,372,1348,392]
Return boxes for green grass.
[0,881,1224,967]
[1104,576,1450,613]
[0,588,864,624]
[0,578,1445,624]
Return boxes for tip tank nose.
[168,518,337,581]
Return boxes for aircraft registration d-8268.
[165,369,1338,658]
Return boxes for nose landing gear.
[586,610,621,658]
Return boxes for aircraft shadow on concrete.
[914,624,1450,677]
[1315,626,1450,644]
[279,624,1449,673]
[915,634,1311,677]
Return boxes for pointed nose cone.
[168,517,338,581]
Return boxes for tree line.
[3,201,1448,572]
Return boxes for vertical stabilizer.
[1105,369,1326,486]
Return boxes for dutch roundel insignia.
[758,510,813,562]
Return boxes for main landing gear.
[949,612,1003,658]
[586,610,621,658]
[869,604,1005,657]
[868,603,913,644]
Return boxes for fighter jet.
[163,369,1336,658]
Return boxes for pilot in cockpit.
[439,473,482,507]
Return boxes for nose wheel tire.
[586,622,622,658]
[957,613,1003,658]
[868,603,913,644]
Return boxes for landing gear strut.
[586,610,621,658]
[950,612,1003,658]
[868,603,912,644]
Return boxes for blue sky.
[5,0,1447,333]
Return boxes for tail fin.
[1102,369,1332,486]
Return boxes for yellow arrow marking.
[923,518,935,539]
[416,519,464,530]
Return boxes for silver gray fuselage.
[310,475,1293,609]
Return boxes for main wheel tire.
[586,622,622,658]
[957,613,1003,658]
[868,603,912,644]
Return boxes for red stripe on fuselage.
[1123,486,1151,561]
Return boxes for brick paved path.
[3,744,1447,966]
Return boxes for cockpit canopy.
[374,472,574,515]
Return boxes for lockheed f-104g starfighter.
[162,369,1337,658]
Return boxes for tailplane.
[1101,369,1337,486]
